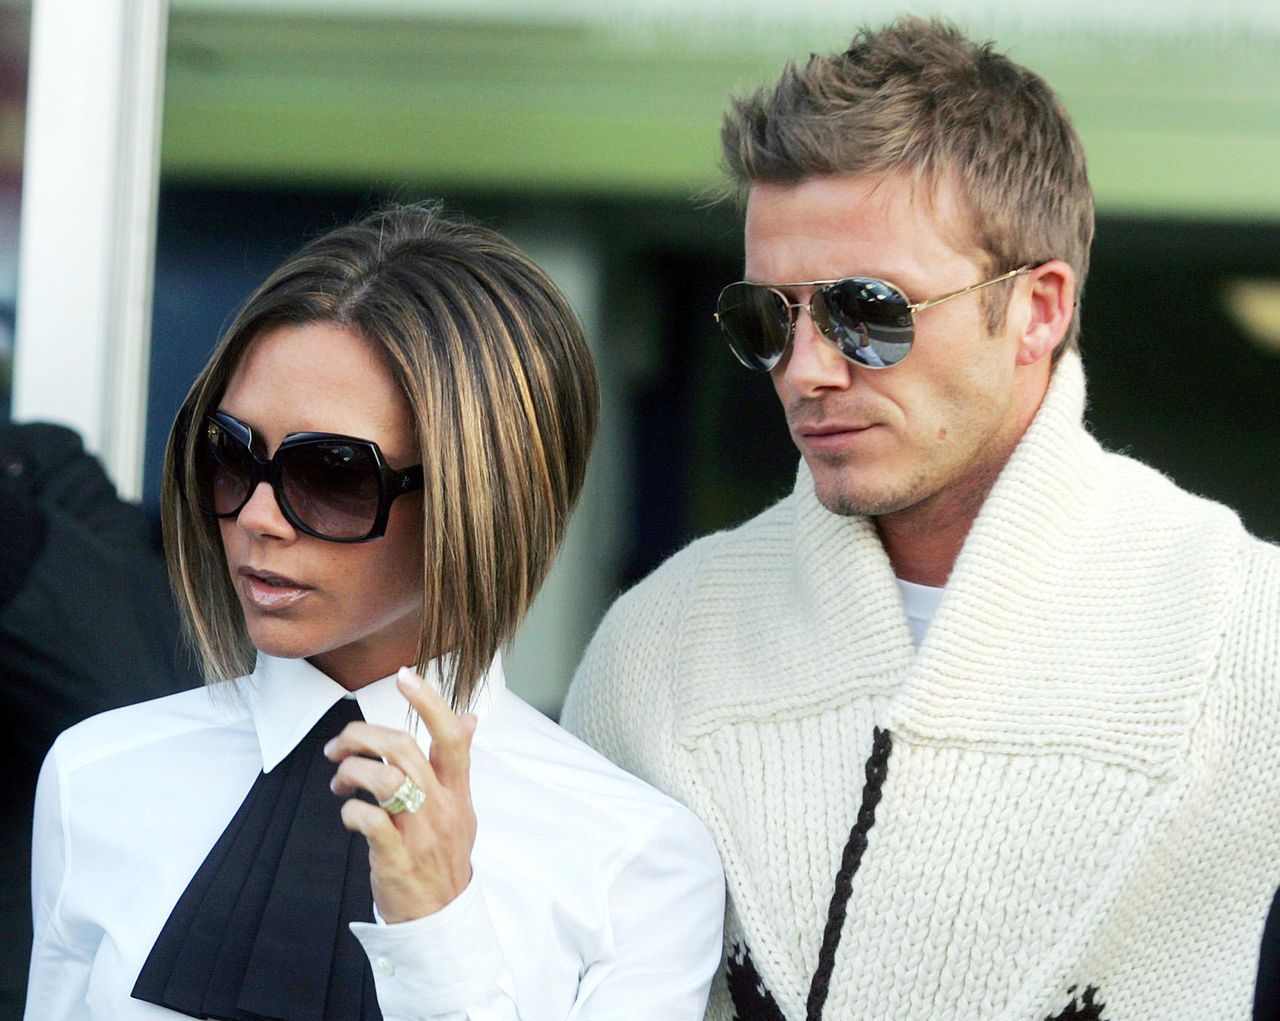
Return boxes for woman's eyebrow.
[212,408,277,453]
[212,407,256,431]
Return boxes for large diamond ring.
[378,777,427,815]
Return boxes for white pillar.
[12,0,168,500]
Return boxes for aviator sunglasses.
[190,411,424,542]
[714,265,1035,371]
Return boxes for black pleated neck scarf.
[132,697,383,1020]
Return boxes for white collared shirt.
[26,654,725,1020]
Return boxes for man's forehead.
[742,171,985,277]
[746,171,974,237]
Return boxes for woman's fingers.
[341,796,397,841]
[329,752,406,800]
[320,675,481,921]
[339,797,410,861]
[323,721,443,799]
[322,674,480,922]
[323,670,478,795]
[396,667,476,791]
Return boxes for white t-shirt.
[895,577,945,648]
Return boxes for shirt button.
[375,956,396,976]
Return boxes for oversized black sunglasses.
[191,411,424,542]
[714,265,1034,371]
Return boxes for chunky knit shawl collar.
[678,349,1243,777]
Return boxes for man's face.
[746,173,1046,522]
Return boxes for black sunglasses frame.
[714,265,1035,372]
[191,411,424,543]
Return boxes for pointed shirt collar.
[246,653,506,774]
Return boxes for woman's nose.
[233,481,296,539]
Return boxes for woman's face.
[217,321,425,690]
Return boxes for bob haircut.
[161,202,600,709]
[721,16,1095,357]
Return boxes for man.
[563,17,1280,1021]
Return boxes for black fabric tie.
[132,697,383,1020]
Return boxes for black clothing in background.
[0,423,199,1020]
[1258,888,1280,1020]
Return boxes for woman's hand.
[324,668,479,923]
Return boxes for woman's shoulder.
[49,683,252,775]
[477,688,714,851]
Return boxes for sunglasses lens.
[813,279,914,368]
[716,282,791,371]
[194,418,254,516]
[279,442,382,540]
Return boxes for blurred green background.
[159,1,1280,216]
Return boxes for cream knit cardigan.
[563,352,1280,1021]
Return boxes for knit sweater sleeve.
[1225,537,1280,744]
[562,533,725,796]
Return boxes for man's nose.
[779,306,854,393]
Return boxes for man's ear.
[1016,260,1076,366]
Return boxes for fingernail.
[397,666,422,691]
[322,739,334,756]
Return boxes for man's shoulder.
[562,492,797,774]
[1230,529,1280,640]
[1085,444,1270,575]
[578,492,798,679]
[1238,527,1280,564]
[1098,443,1245,520]
[1097,449,1280,689]
[611,492,797,628]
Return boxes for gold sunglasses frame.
[714,264,1035,370]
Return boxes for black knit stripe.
[805,727,893,1021]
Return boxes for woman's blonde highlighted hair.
[161,203,599,709]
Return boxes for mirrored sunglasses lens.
[815,279,914,368]
[716,283,790,371]
[195,419,253,515]
[280,442,381,540]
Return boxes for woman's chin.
[244,621,326,662]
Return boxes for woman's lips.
[237,568,313,611]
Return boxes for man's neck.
[875,475,994,587]
[877,362,1054,586]
[875,426,1032,586]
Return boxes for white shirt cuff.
[349,879,505,1018]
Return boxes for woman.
[26,204,724,1019]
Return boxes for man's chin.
[817,492,898,518]
[809,466,912,519]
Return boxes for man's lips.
[236,567,314,611]
[795,422,881,450]
[797,423,877,436]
